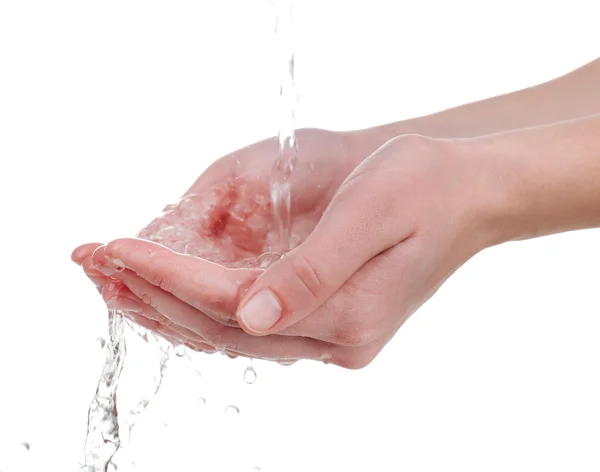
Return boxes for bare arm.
[350,57,600,150]
[478,113,600,245]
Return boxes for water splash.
[80,309,127,472]
[80,313,175,471]
[122,331,172,444]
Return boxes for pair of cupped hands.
[72,128,494,369]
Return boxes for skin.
[73,59,600,368]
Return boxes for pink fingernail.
[93,258,115,276]
[111,258,126,272]
[93,257,125,276]
[239,289,282,334]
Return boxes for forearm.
[362,57,600,145]
[474,114,600,246]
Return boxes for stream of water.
[271,0,298,254]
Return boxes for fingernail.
[106,296,142,313]
[239,289,282,333]
[93,258,115,276]
[93,257,125,277]
[111,258,126,272]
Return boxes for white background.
[0,1,599,471]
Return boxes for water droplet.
[224,405,240,417]
[254,252,283,269]
[197,397,206,407]
[174,345,187,358]
[97,337,106,349]
[321,354,332,365]
[252,468,261,472]
[21,441,31,451]
[244,365,257,384]
[277,359,297,366]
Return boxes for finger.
[95,238,261,323]
[105,283,245,357]
[108,265,239,328]
[236,148,412,335]
[117,272,389,368]
[81,255,110,288]
[115,266,345,362]
[71,242,104,265]
[105,282,216,349]
[90,266,223,354]
[121,310,161,332]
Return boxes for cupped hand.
[74,133,501,368]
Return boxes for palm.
[136,129,363,267]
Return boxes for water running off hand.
[80,1,298,469]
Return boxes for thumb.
[236,158,409,335]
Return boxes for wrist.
[462,116,600,249]
[342,118,434,163]
[454,136,521,251]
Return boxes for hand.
[234,135,498,363]
[72,128,385,362]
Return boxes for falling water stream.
[78,1,298,470]
[271,0,297,254]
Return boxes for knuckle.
[291,255,326,300]
[329,284,382,347]
[332,305,378,347]
[336,350,375,370]
[334,320,376,347]
[135,288,154,308]
[147,261,178,293]
[154,273,173,293]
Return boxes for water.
[271,0,298,253]
[224,405,240,417]
[80,309,127,472]
[80,313,173,471]
[79,0,298,468]
[121,332,172,443]
[244,361,258,384]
